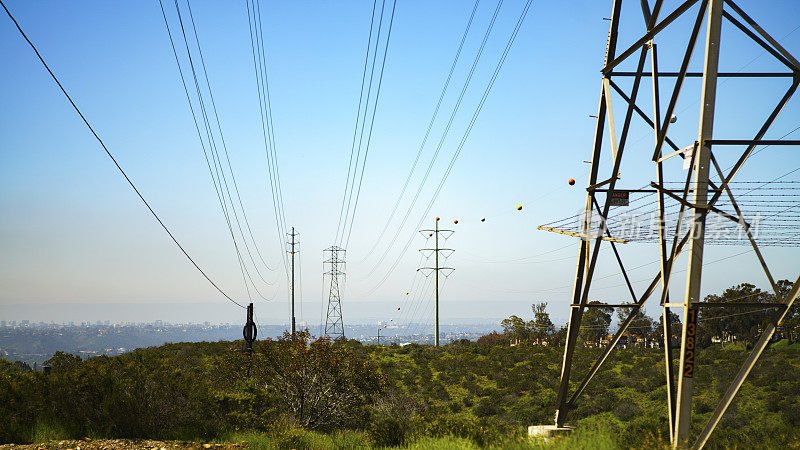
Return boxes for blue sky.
[1,0,799,327]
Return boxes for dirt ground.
[0,440,247,450]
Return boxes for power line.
[0,0,244,308]
[253,0,289,243]
[183,0,275,275]
[344,0,399,249]
[358,0,483,263]
[160,0,255,302]
[339,0,389,247]
[359,0,506,279]
[335,0,380,245]
[245,0,290,281]
[160,0,275,302]
[363,0,534,294]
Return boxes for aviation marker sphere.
[517,205,523,211]
[436,217,440,221]
[568,178,575,185]
[454,219,459,224]
[481,217,486,222]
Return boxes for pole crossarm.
[419,218,455,347]
[707,139,800,146]
[609,71,796,78]
[693,302,786,307]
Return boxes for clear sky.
[1,0,799,327]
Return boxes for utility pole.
[324,246,346,340]
[288,228,298,339]
[419,217,454,347]
[377,326,381,346]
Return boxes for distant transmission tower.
[324,246,346,340]
[418,217,454,347]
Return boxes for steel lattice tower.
[324,246,346,340]
[539,0,800,448]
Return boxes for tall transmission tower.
[418,217,454,347]
[536,0,800,447]
[323,246,346,340]
[288,228,299,339]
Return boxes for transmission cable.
[358,0,483,263]
[359,0,506,278]
[343,0,400,249]
[183,0,275,274]
[365,0,534,294]
[162,0,274,301]
[162,0,276,298]
[335,0,380,245]
[0,0,244,308]
[254,0,289,243]
[245,0,290,278]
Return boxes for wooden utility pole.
[288,227,298,339]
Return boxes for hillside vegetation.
[3,329,800,449]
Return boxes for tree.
[776,279,800,342]
[615,305,655,344]
[44,351,82,373]
[658,309,682,348]
[255,330,382,431]
[551,326,568,346]
[531,302,555,344]
[476,331,510,346]
[500,315,529,344]
[698,283,773,346]
[580,302,613,344]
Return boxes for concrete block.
[528,425,573,440]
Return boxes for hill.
[2,332,800,448]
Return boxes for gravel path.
[0,440,247,450]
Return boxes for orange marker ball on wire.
[454,219,459,224]
[568,178,576,186]
[436,217,440,221]
[517,205,523,211]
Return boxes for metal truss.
[324,246,346,340]
[551,0,800,448]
